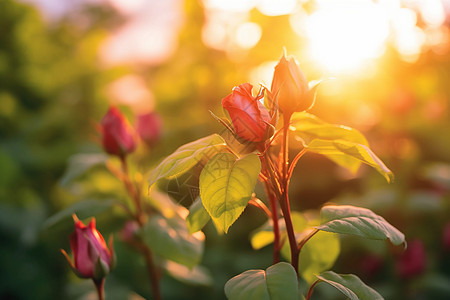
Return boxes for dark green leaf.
[224,262,299,300]
[59,153,109,186]
[200,153,261,233]
[140,213,204,268]
[148,134,227,187]
[316,271,383,300]
[316,205,405,246]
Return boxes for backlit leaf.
[316,205,405,246]
[305,139,394,182]
[200,153,261,233]
[224,262,299,300]
[290,112,368,145]
[148,134,227,187]
[186,197,210,233]
[316,271,383,300]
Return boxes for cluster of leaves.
[146,109,405,299]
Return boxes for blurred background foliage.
[0,0,449,299]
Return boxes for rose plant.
[148,52,405,299]
[52,52,405,299]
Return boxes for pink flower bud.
[222,83,271,143]
[395,239,426,279]
[61,214,114,280]
[101,107,137,157]
[135,112,162,147]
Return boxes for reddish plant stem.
[298,228,319,252]
[93,278,105,300]
[119,156,161,300]
[249,198,272,219]
[279,113,300,275]
[141,245,162,300]
[261,151,282,264]
[305,279,320,300]
[120,157,143,225]
[263,180,280,264]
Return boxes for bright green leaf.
[59,153,109,186]
[224,262,299,300]
[140,214,204,268]
[290,112,393,181]
[290,112,368,146]
[316,205,405,246]
[186,197,210,233]
[316,271,383,300]
[250,218,285,250]
[164,260,213,286]
[148,134,227,187]
[305,139,394,182]
[200,153,261,233]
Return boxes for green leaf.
[148,134,227,187]
[147,188,180,219]
[224,262,299,300]
[305,139,394,182]
[250,218,285,250]
[280,212,340,284]
[59,153,109,186]
[186,197,210,233]
[290,112,393,181]
[316,271,383,300]
[140,213,204,268]
[199,153,261,233]
[42,199,116,230]
[316,205,405,246]
[164,260,213,286]
[291,112,368,145]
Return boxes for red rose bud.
[136,112,162,147]
[395,239,426,279]
[61,214,115,280]
[222,83,271,142]
[101,107,137,157]
[271,53,311,116]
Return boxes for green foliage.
[186,196,210,233]
[316,205,405,246]
[250,218,285,250]
[59,153,109,187]
[148,134,227,187]
[199,153,261,233]
[139,213,204,268]
[316,271,383,300]
[290,112,393,182]
[224,262,299,300]
[305,140,394,183]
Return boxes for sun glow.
[304,0,390,74]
